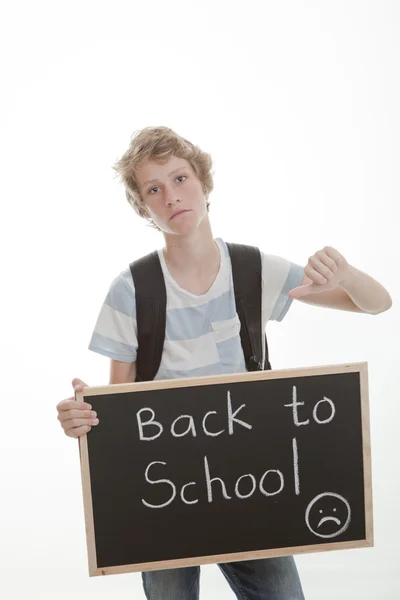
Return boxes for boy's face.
[135,155,208,235]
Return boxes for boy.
[57,126,392,599]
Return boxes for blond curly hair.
[113,126,214,227]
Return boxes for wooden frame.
[77,361,373,577]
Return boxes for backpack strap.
[226,243,271,371]
[129,251,167,382]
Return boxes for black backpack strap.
[129,251,166,381]
[226,243,271,371]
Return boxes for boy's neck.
[161,218,221,295]
[162,217,218,273]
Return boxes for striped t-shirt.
[88,238,304,379]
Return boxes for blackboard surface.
[79,363,372,576]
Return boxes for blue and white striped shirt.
[88,238,304,379]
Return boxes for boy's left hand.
[289,247,350,299]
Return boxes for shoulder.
[108,267,135,294]
[260,251,304,291]
[103,267,136,316]
[260,252,292,272]
[220,239,300,278]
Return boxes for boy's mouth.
[170,209,190,220]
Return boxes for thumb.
[71,378,88,392]
[288,283,317,299]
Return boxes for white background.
[1,1,399,598]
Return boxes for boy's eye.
[148,175,186,194]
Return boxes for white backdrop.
[1,1,399,598]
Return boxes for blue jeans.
[142,556,305,599]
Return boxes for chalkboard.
[78,362,373,577]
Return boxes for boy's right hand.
[57,378,99,438]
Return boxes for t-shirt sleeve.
[88,270,138,363]
[261,253,304,323]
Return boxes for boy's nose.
[165,186,180,205]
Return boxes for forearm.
[339,265,392,315]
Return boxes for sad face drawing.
[305,493,351,539]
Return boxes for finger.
[323,246,343,263]
[308,257,335,281]
[289,282,329,298]
[304,264,329,285]
[315,251,338,273]
[65,425,92,439]
[289,284,315,298]
[72,378,88,392]
[61,416,99,431]
[301,274,313,285]
[57,398,92,412]
[58,408,97,423]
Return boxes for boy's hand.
[289,247,350,299]
[57,378,99,438]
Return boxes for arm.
[109,359,137,384]
[289,247,392,315]
[59,272,139,438]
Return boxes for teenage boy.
[57,126,392,600]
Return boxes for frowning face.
[305,493,351,539]
[136,156,209,236]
